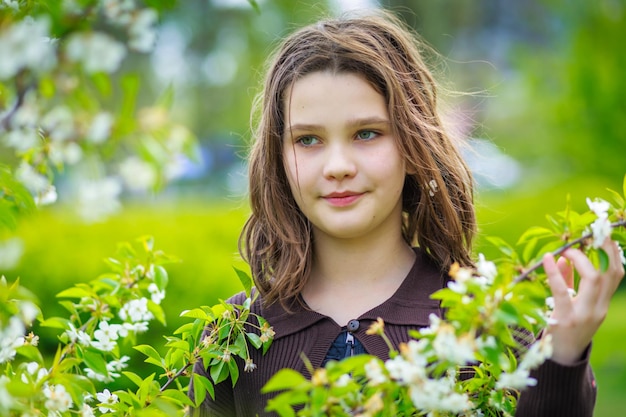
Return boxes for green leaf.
[134,345,164,369]
[139,235,155,252]
[229,357,240,387]
[123,371,145,388]
[82,348,109,376]
[517,227,554,245]
[148,299,167,326]
[598,248,610,272]
[180,308,210,320]
[92,72,112,97]
[40,317,70,330]
[485,236,516,258]
[138,373,157,402]
[173,322,195,336]
[247,0,261,14]
[210,360,230,385]
[246,332,262,350]
[165,339,190,351]
[192,373,207,406]
[55,373,95,405]
[192,374,215,402]
[16,344,44,363]
[262,369,307,393]
[56,287,92,299]
[233,267,252,296]
[606,188,625,208]
[160,388,195,407]
[154,265,168,290]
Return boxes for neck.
[309,230,415,289]
[301,231,416,326]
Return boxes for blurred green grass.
[2,179,624,413]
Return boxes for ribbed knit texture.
[189,249,596,416]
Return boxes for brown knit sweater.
[190,249,596,416]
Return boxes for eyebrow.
[286,117,391,132]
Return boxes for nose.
[322,142,357,180]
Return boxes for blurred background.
[1,0,625,414]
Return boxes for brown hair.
[240,10,476,308]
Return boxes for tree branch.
[513,219,626,284]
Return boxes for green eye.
[298,136,318,146]
[357,130,376,140]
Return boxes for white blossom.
[41,106,75,142]
[476,253,497,282]
[66,32,127,74]
[35,185,58,206]
[408,374,471,413]
[49,142,83,165]
[123,321,149,333]
[589,217,612,249]
[43,384,73,412]
[66,323,92,346]
[88,112,114,143]
[432,325,475,365]
[1,0,19,11]
[0,375,13,410]
[15,162,49,194]
[586,198,610,219]
[96,389,118,413]
[364,359,387,386]
[90,338,116,352]
[0,17,56,80]
[495,368,537,390]
[0,237,23,270]
[148,283,165,304]
[419,313,442,336]
[119,297,153,323]
[334,374,352,388]
[101,0,136,24]
[21,361,48,383]
[19,301,39,325]
[84,367,109,382]
[447,280,467,294]
[93,320,121,340]
[0,316,26,364]
[3,128,40,152]
[80,403,96,417]
[520,335,553,370]
[108,355,130,372]
[76,177,122,223]
[128,8,158,52]
[119,156,157,191]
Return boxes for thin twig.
[513,219,626,284]
[0,75,30,131]
[161,361,194,392]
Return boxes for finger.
[556,256,574,289]
[596,239,626,303]
[560,248,603,306]
[543,252,573,319]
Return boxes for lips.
[322,191,364,207]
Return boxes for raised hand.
[543,238,625,365]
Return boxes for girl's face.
[282,71,406,243]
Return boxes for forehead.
[283,71,388,127]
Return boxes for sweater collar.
[259,248,445,340]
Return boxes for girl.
[191,10,624,417]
